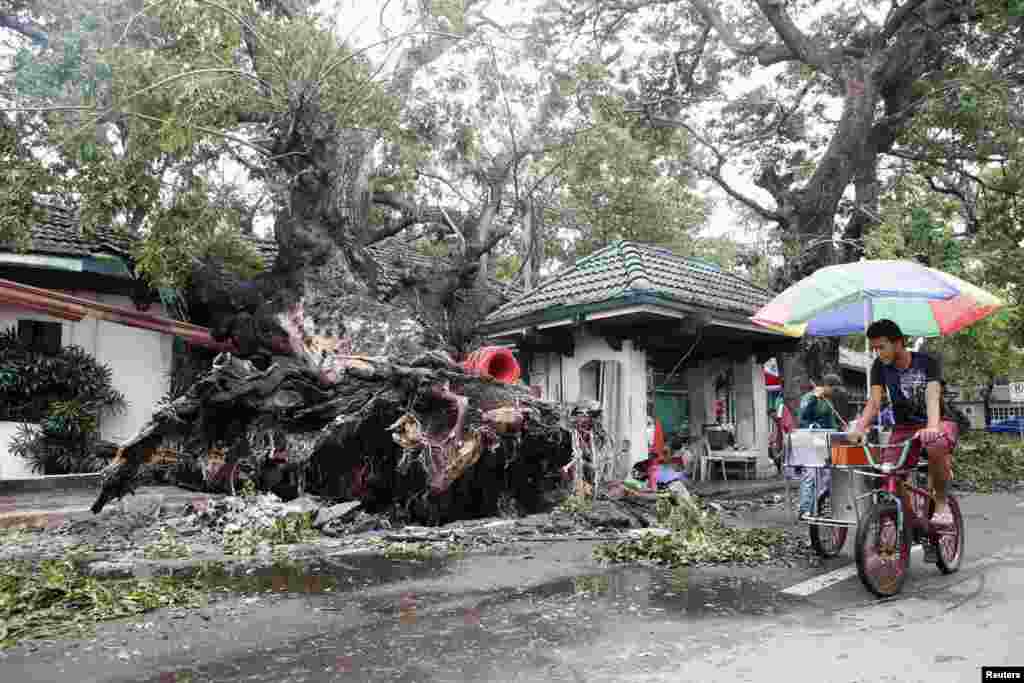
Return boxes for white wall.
[530,332,649,469]
[0,422,37,478]
[92,294,173,443]
[0,290,173,467]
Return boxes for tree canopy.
[2,0,1022,370]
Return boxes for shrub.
[955,431,1024,492]
[0,327,126,474]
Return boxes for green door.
[655,391,689,440]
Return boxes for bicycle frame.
[857,437,925,548]
[799,438,919,534]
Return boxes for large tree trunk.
[779,337,841,416]
[91,351,606,525]
[752,2,964,397]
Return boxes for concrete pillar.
[686,364,717,441]
[623,339,648,468]
[733,355,768,455]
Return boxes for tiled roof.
[484,241,775,326]
[0,204,136,258]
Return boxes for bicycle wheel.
[931,495,965,574]
[809,491,848,558]
[855,501,911,598]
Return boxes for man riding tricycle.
[753,260,999,598]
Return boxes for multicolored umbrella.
[751,260,1005,338]
[752,260,1006,406]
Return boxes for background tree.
[551,0,1024,404]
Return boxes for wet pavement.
[4,491,1024,682]
[118,551,812,683]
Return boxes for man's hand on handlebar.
[848,430,865,445]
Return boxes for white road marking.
[781,546,923,597]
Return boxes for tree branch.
[127,111,273,157]
[925,175,979,232]
[629,110,781,221]
[880,0,929,44]
[753,0,833,71]
[885,149,1020,195]
[418,170,475,206]
[677,25,711,93]
[465,223,513,263]
[0,13,47,45]
[366,192,471,245]
[686,0,791,64]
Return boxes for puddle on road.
[527,565,804,618]
[194,553,453,596]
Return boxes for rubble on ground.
[0,485,815,573]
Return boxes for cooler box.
[829,433,881,466]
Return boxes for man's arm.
[855,359,884,434]
[850,385,884,444]
[857,385,884,430]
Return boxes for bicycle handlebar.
[855,436,921,472]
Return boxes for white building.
[0,207,174,478]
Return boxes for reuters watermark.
[983,667,1024,680]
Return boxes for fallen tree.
[91,350,613,526]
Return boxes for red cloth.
[779,405,796,434]
[647,419,665,490]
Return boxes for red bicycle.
[853,436,965,597]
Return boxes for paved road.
[2,490,1022,683]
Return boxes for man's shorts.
[883,420,958,479]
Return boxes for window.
[18,320,62,355]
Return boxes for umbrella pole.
[864,299,872,431]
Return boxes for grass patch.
[954,432,1024,493]
[594,492,785,567]
[0,553,204,648]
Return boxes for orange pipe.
[0,277,236,351]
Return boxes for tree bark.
[521,197,543,291]
[90,351,601,525]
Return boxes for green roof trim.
[82,254,132,276]
[0,253,84,272]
